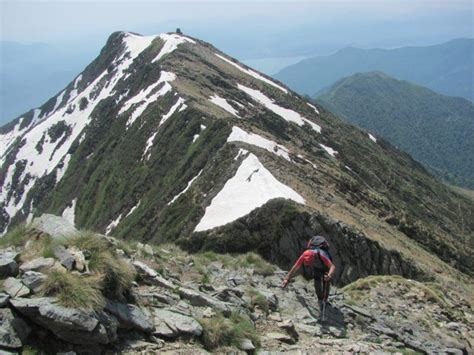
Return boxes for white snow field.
[369,133,377,143]
[319,143,338,157]
[195,153,305,231]
[152,33,196,63]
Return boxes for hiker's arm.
[282,256,303,288]
[324,262,336,282]
[319,253,336,281]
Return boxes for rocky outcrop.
[31,214,78,239]
[183,200,428,286]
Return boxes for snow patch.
[106,214,123,235]
[297,154,317,169]
[307,102,320,115]
[62,199,77,226]
[159,97,186,127]
[168,170,203,205]
[368,133,377,143]
[125,200,141,218]
[121,71,176,128]
[152,33,196,63]
[227,126,291,161]
[237,84,321,133]
[215,53,288,94]
[319,143,338,158]
[209,94,240,117]
[195,153,305,232]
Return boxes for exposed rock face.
[4,278,30,298]
[104,301,154,333]
[151,308,203,338]
[21,271,47,293]
[31,214,78,239]
[0,308,31,350]
[9,297,115,345]
[19,257,55,273]
[184,200,428,286]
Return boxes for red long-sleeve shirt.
[294,248,333,269]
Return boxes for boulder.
[31,214,77,239]
[4,278,30,298]
[0,293,10,308]
[178,287,230,315]
[0,251,19,278]
[0,308,31,349]
[69,247,86,272]
[19,257,54,273]
[151,308,202,338]
[53,245,75,270]
[9,297,113,345]
[21,271,47,293]
[239,338,255,351]
[266,332,296,344]
[104,301,154,333]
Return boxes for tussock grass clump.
[89,250,136,301]
[0,224,30,248]
[246,288,270,313]
[194,251,276,276]
[42,269,105,310]
[200,313,259,350]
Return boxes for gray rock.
[0,308,31,349]
[19,257,54,273]
[0,293,10,308]
[0,251,19,278]
[21,271,47,293]
[152,308,202,338]
[32,214,77,239]
[132,261,177,289]
[179,287,230,315]
[9,297,111,345]
[69,247,86,272]
[53,245,75,270]
[239,338,255,351]
[105,301,154,333]
[4,278,29,298]
[266,332,296,344]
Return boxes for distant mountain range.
[316,71,474,189]
[275,38,474,101]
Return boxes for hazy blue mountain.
[0,41,97,125]
[317,71,474,188]
[275,38,474,101]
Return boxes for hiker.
[282,235,336,314]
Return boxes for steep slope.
[1,32,473,288]
[274,38,474,101]
[316,72,474,189]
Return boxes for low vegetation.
[42,269,105,310]
[199,312,260,350]
[0,223,30,248]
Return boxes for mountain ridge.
[1,31,473,289]
[274,38,474,101]
[316,71,474,189]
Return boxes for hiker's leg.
[313,271,324,300]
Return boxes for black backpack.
[303,235,332,276]
[307,235,330,251]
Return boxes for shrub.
[42,269,105,310]
[199,313,259,350]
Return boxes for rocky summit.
[0,31,473,353]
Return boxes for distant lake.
[241,55,307,76]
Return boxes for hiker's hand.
[324,274,332,282]
[281,279,289,288]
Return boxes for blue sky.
[1,0,473,58]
